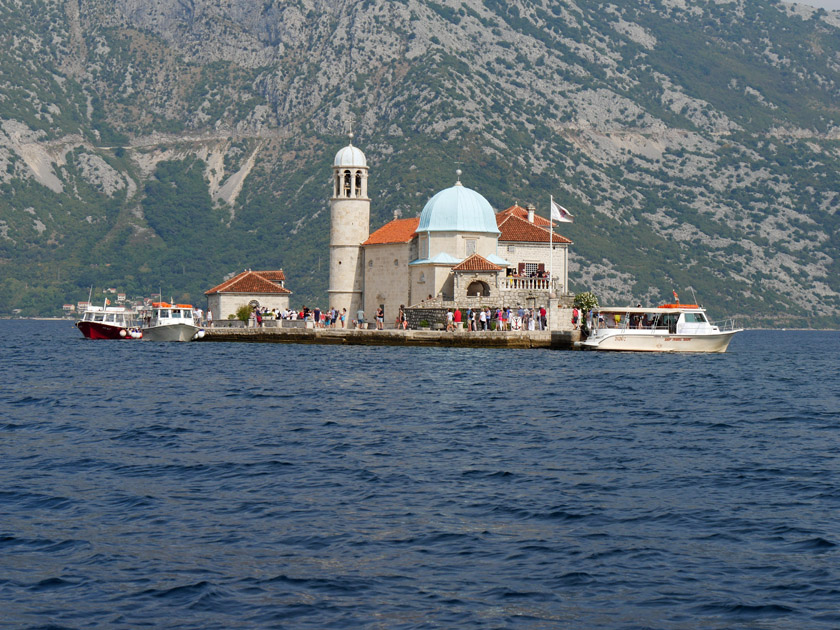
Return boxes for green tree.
[235,304,252,323]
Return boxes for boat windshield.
[105,314,115,322]
[683,312,707,323]
[93,313,104,322]
[83,313,94,321]
[171,309,182,318]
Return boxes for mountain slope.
[1,0,840,326]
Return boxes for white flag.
[550,199,574,223]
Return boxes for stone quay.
[200,325,581,350]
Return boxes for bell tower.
[328,133,370,319]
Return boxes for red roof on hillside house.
[451,253,502,272]
[205,270,292,296]
[497,214,572,244]
[362,217,421,246]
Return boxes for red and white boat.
[75,304,143,340]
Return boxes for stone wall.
[406,293,576,330]
[404,307,448,330]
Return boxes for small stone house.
[205,270,292,321]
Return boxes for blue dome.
[417,183,500,235]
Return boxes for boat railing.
[715,317,739,332]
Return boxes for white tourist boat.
[580,303,741,353]
[140,302,205,342]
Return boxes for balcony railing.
[503,276,555,291]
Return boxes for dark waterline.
[2,321,839,629]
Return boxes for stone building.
[205,269,292,320]
[326,138,574,328]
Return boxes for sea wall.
[201,327,581,349]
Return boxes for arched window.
[355,171,362,197]
[343,170,351,197]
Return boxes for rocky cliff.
[2,0,840,326]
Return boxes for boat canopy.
[591,306,706,315]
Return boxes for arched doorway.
[466,281,490,297]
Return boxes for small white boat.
[140,302,205,342]
[580,303,741,353]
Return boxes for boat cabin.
[80,307,133,327]
[593,305,711,335]
[144,302,196,326]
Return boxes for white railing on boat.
[715,318,739,332]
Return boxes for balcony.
[502,276,556,291]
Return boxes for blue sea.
[1,320,839,629]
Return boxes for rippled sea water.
[1,320,839,629]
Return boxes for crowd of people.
[447,306,548,331]
[238,305,349,328]
[205,304,561,331]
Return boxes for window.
[525,263,539,275]
[684,313,707,323]
[465,239,476,256]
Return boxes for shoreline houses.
[328,136,575,329]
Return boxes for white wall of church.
[362,242,413,324]
[425,231,498,260]
[409,264,452,305]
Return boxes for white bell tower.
[328,133,370,318]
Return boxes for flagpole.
[549,195,554,294]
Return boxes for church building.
[327,136,573,327]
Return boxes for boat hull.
[142,323,200,342]
[76,321,137,340]
[581,329,740,353]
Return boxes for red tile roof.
[205,270,292,295]
[451,253,502,272]
[496,204,554,228]
[362,217,421,245]
[253,270,286,282]
[497,214,572,244]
